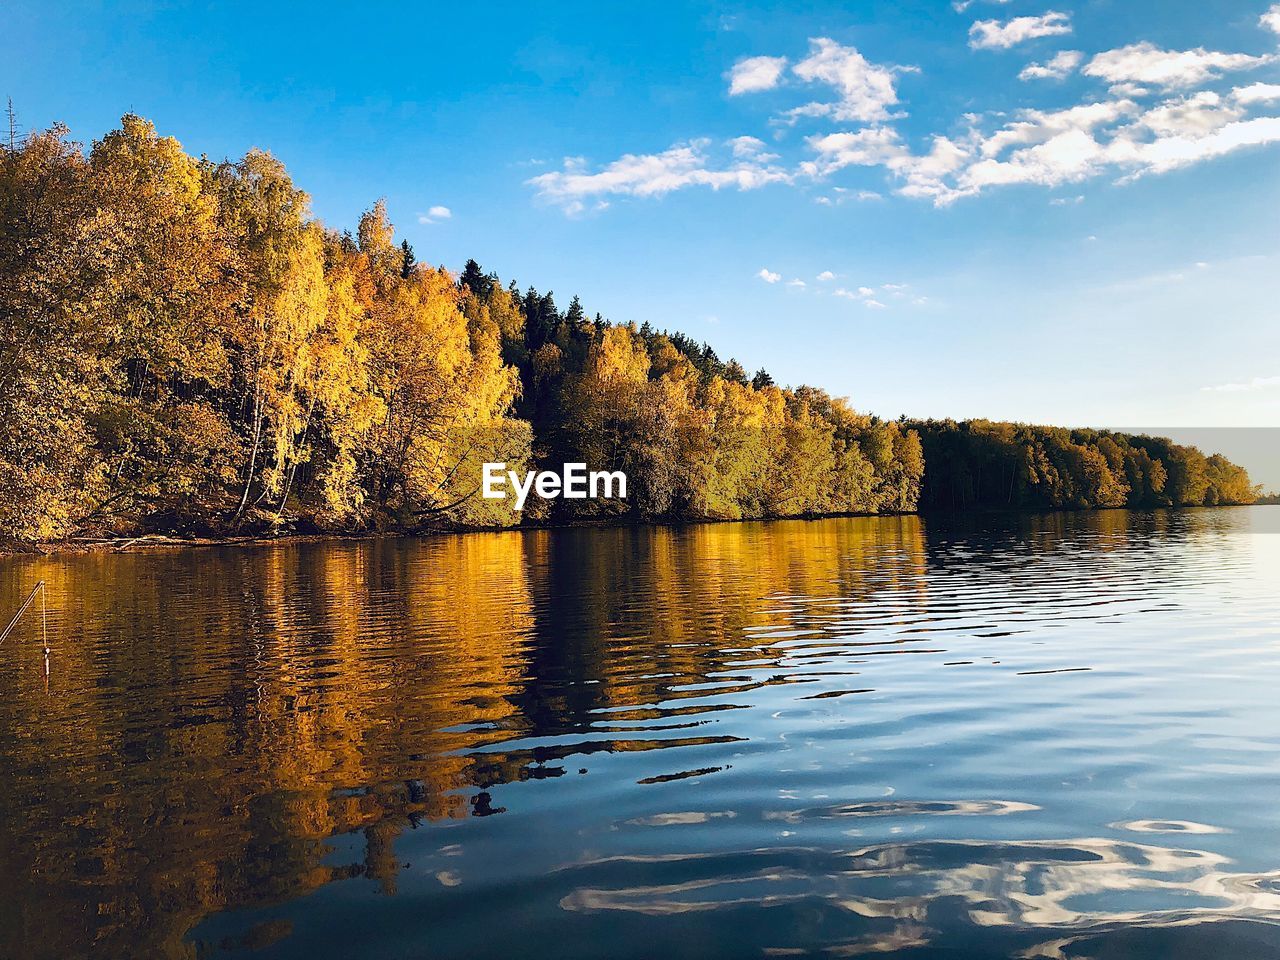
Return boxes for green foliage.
[912,420,1258,511]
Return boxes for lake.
[2,508,1280,959]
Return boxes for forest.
[912,420,1259,511]
[0,116,1259,544]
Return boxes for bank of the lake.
[7,498,1274,559]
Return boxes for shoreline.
[2,502,1270,558]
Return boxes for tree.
[459,258,496,299]
[363,264,523,526]
[211,150,328,525]
[724,359,749,386]
[0,124,108,538]
[85,116,241,524]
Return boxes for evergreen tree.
[460,258,496,299]
[724,359,749,386]
[697,343,726,381]
[530,291,559,347]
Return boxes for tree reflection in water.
[1,510,1279,959]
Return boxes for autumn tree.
[0,124,106,538]
[211,150,328,525]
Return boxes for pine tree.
[460,258,495,299]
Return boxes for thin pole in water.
[41,582,50,689]
[0,579,47,645]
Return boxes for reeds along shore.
[0,115,1259,544]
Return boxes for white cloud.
[802,126,910,177]
[727,135,779,161]
[958,131,1103,193]
[1111,114,1280,177]
[1108,82,1152,98]
[885,135,974,204]
[1262,4,1280,35]
[946,152,1062,196]
[953,0,1012,10]
[979,100,1140,157]
[814,187,885,206]
[969,12,1072,51]
[418,205,453,224]
[787,278,807,288]
[1202,375,1280,392]
[1083,42,1274,90]
[728,55,789,95]
[817,270,836,281]
[1134,91,1243,138]
[758,268,782,283]
[788,38,910,123]
[528,139,791,211]
[804,83,1280,205]
[1020,50,1083,80]
[1049,194,1085,205]
[526,19,1280,216]
[1234,82,1280,104]
[832,284,903,310]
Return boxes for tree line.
[0,115,923,541]
[912,420,1258,511]
[0,116,1257,542]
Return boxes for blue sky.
[5,0,1280,431]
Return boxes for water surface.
[2,509,1280,958]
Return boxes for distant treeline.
[912,420,1258,511]
[0,116,1256,543]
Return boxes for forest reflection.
[0,510,1269,959]
[0,518,928,958]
